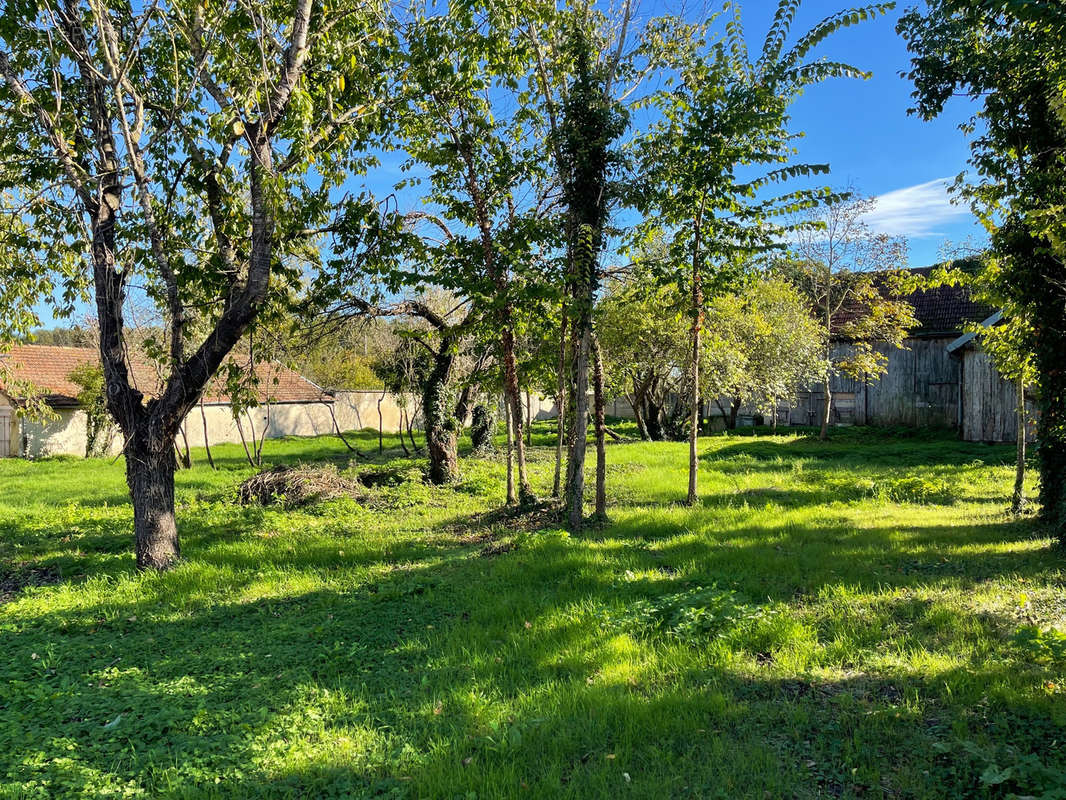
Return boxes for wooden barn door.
[0,407,11,457]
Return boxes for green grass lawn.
[2,425,1065,799]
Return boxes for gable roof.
[0,345,330,409]
[899,266,995,336]
[831,264,994,339]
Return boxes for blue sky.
[728,0,985,265]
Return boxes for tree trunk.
[729,398,741,431]
[253,405,269,464]
[377,389,385,454]
[645,397,664,441]
[566,324,591,528]
[628,387,650,441]
[771,397,778,433]
[398,406,411,457]
[505,395,516,504]
[236,415,255,467]
[687,219,703,506]
[819,375,832,440]
[422,350,458,485]
[501,327,533,503]
[1012,378,1027,514]
[406,405,420,453]
[1037,348,1066,542]
[471,404,494,455]
[324,401,362,455]
[592,335,607,519]
[176,424,192,469]
[126,434,180,570]
[552,314,568,498]
[526,390,532,447]
[200,400,216,470]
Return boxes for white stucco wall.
[7,390,424,458]
[178,391,417,451]
[4,390,561,459]
[17,408,101,458]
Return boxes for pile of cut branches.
[237,464,362,508]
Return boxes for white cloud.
[861,177,973,238]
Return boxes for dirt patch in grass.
[237,464,364,508]
[479,539,517,558]
[0,564,61,604]
[357,465,421,488]
[460,499,565,536]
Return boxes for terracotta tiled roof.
[0,345,330,409]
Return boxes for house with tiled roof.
[784,265,1026,442]
[0,344,340,458]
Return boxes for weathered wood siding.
[865,338,960,428]
[792,337,960,429]
[959,348,1032,442]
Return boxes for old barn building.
[787,268,1027,441]
[0,345,411,458]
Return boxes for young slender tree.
[786,194,916,440]
[0,0,393,568]
[634,1,891,502]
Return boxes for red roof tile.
[0,345,330,409]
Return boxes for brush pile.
[237,464,362,508]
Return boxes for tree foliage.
[899,0,1066,537]
[0,0,394,567]
[783,193,917,438]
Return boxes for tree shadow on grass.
[5,531,1064,799]
[601,508,1054,600]
[3,429,1063,797]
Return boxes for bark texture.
[126,429,180,570]
[1012,378,1027,514]
[592,335,607,519]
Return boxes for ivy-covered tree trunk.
[994,219,1066,539]
[422,346,458,485]
[1036,322,1066,540]
[471,404,495,455]
[559,15,621,529]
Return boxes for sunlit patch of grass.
[2,424,1065,798]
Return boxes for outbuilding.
[0,344,338,458]
[789,268,1029,442]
